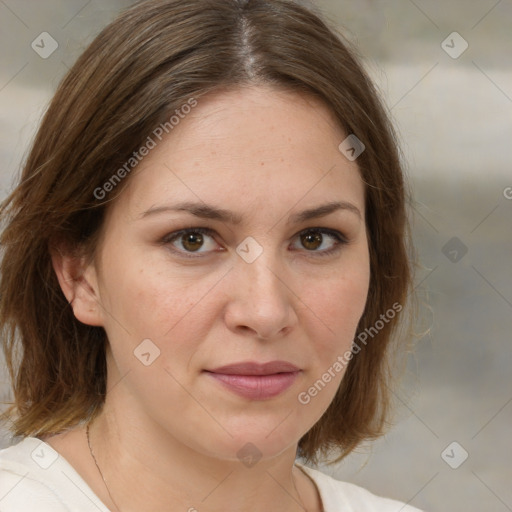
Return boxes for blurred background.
[0,1,511,510]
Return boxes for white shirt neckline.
[1,437,333,512]
[1,436,422,511]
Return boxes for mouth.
[203,360,301,400]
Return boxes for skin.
[48,85,370,512]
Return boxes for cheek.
[98,255,223,364]
[310,263,370,347]
[324,270,368,312]
[99,249,178,328]
[296,268,369,413]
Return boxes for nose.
[223,251,298,341]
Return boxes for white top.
[0,437,422,511]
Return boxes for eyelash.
[161,227,348,259]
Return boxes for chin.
[188,424,300,465]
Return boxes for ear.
[50,242,104,327]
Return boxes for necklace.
[86,422,122,512]
[86,422,315,512]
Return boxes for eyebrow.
[139,200,362,224]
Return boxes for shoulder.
[0,437,108,512]
[0,437,70,511]
[295,461,424,512]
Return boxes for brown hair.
[0,0,412,464]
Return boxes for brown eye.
[291,228,347,257]
[163,228,219,256]
[301,231,323,250]
[181,232,204,252]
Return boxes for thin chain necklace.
[86,422,314,512]
[86,422,122,512]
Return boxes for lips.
[204,360,301,400]
[208,361,300,375]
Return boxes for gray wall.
[1,1,511,511]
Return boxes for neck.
[86,398,314,512]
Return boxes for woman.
[0,0,419,510]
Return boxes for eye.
[163,227,220,256]
[290,228,347,257]
[161,227,347,258]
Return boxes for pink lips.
[204,361,301,400]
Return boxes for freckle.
[260,162,264,166]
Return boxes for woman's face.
[88,85,370,460]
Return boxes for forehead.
[113,85,365,224]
